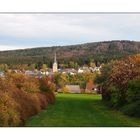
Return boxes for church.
[53,53,58,73]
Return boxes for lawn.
[25,93,140,127]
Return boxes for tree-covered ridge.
[0,40,140,66]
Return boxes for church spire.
[53,52,58,72]
[54,52,57,63]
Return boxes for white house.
[65,85,81,93]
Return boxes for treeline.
[0,63,48,71]
[0,40,140,66]
[0,73,55,126]
[95,54,140,117]
[0,59,96,70]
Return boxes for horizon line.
[0,39,139,52]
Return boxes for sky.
[0,14,140,51]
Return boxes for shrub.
[107,86,119,108]
[120,78,140,118]
[39,77,56,93]
[6,73,40,93]
[108,86,127,108]
[95,54,140,117]
[10,90,41,123]
[0,78,16,93]
[44,92,55,104]
[6,73,27,89]
[126,78,140,103]
[37,93,49,109]
[0,73,55,126]
[121,101,140,117]
[61,86,70,93]
[0,92,21,126]
[22,78,40,93]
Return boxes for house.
[65,85,81,93]
[92,66,102,72]
[0,71,4,77]
[61,68,77,75]
[78,68,84,73]
[78,66,91,73]
[25,70,37,76]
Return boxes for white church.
[53,53,58,73]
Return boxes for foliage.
[109,54,140,93]
[6,73,40,93]
[121,101,140,117]
[126,78,140,103]
[120,78,140,117]
[95,62,114,85]
[0,73,55,126]
[39,77,56,93]
[0,40,139,66]
[0,64,8,71]
[61,86,70,93]
[54,72,96,92]
[107,86,123,108]
[0,93,21,126]
[95,54,140,117]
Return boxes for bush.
[107,86,119,108]
[0,78,16,93]
[120,78,140,118]
[0,92,21,126]
[10,90,42,123]
[126,78,140,103]
[61,86,70,93]
[108,86,127,108]
[6,73,27,89]
[6,73,40,93]
[37,93,49,109]
[96,54,140,117]
[22,78,40,93]
[121,101,140,117]
[44,92,55,104]
[0,73,55,126]
[39,77,56,93]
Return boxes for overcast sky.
[0,14,140,51]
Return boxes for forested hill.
[0,40,140,66]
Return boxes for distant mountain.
[0,40,140,66]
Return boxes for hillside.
[0,40,140,66]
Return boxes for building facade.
[53,53,58,72]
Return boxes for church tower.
[53,52,58,72]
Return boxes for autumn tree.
[0,64,8,71]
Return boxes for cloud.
[0,14,140,50]
[0,44,23,51]
[0,44,39,51]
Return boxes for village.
[0,12,140,129]
[0,53,101,94]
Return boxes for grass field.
[25,94,140,127]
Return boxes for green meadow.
[26,94,140,127]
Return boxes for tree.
[126,78,140,103]
[42,64,47,72]
[0,64,8,71]
[28,64,36,70]
[109,54,140,93]
[37,62,43,70]
[95,54,140,108]
[94,62,114,99]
